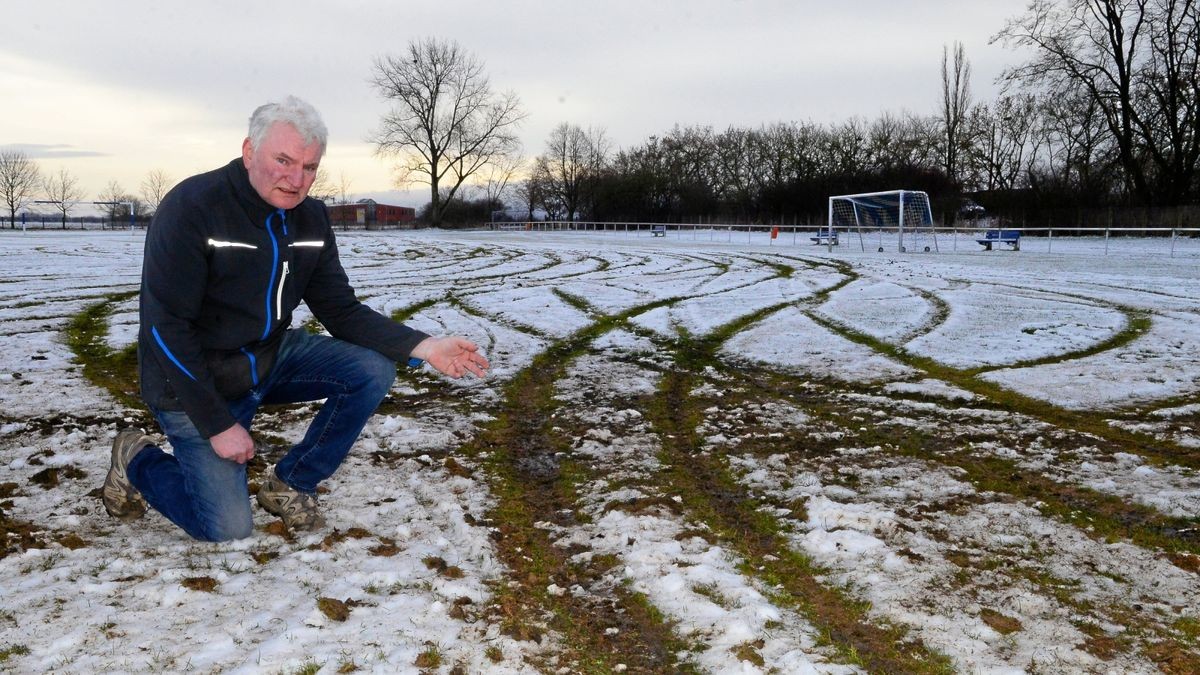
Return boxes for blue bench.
[651,225,666,237]
[977,229,1020,251]
[811,228,838,245]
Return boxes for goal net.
[828,190,937,252]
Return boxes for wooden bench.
[810,228,838,245]
[651,225,666,237]
[977,229,1020,250]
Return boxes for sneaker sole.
[103,467,147,521]
[102,430,149,522]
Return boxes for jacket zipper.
[276,261,290,320]
[262,210,282,340]
[251,209,286,388]
[241,347,259,387]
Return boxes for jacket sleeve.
[301,220,430,361]
[141,196,239,438]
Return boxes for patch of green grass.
[413,645,441,669]
[691,582,731,609]
[0,644,30,662]
[555,458,592,524]
[806,307,1199,473]
[731,639,766,666]
[586,255,611,273]
[1174,616,1200,645]
[764,261,795,278]
[289,660,322,675]
[552,288,594,314]
[453,292,722,672]
[643,347,954,674]
[485,644,504,663]
[63,292,144,412]
[980,608,1022,635]
[389,297,440,324]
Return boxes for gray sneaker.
[256,466,326,531]
[102,428,153,521]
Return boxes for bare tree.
[41,167,84,229]
[867,111,938,174]
[0,150,42,228]
[993,1,1190,201]
[1137,0,1200,203]
[967,95,1040,192]
[98,180,124,214]
[97,180,142,227]
[1035,87,1119,198]
[336,171,354,205]
[825,117,872,176]
[658,125,721,215]
[308,167,335,203]
[941,41,973,185]
[712,127,755,212]
[369,37,525,226]
[749,123,801,196]
[537,123,610,221]
[478,152,523,207]
[140,168,173,217]
[514,175,547,221]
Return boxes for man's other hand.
[210,424,256,464]
[411,336,489,379]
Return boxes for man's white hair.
[248,95,327,156]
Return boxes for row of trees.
[369,1,1200,226]
[0,148,364,229]
[0,151,175,228]
[517,0,1200,222]
[995,0,1200,207]
[6,2,1195,229]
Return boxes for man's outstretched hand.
[411,336,489,379]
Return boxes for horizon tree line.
[5,2,1197,228]
[383,2,1200,226]
[0,152,180,228]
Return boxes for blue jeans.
[127,329,397,541]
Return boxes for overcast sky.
[2,0,1026,211]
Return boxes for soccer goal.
[828,190,937,253]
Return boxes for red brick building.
[327,199,416,228]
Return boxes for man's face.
[242,122,322,210]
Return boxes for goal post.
[828,189,937,253]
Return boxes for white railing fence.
[487,221,1200,257]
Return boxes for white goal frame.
[828,189,937,253]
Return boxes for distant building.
[327,199,416,228]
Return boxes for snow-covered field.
[1,229,1198,674]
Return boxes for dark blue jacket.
[138,158,428,438]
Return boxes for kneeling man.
[102,95,488,541]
